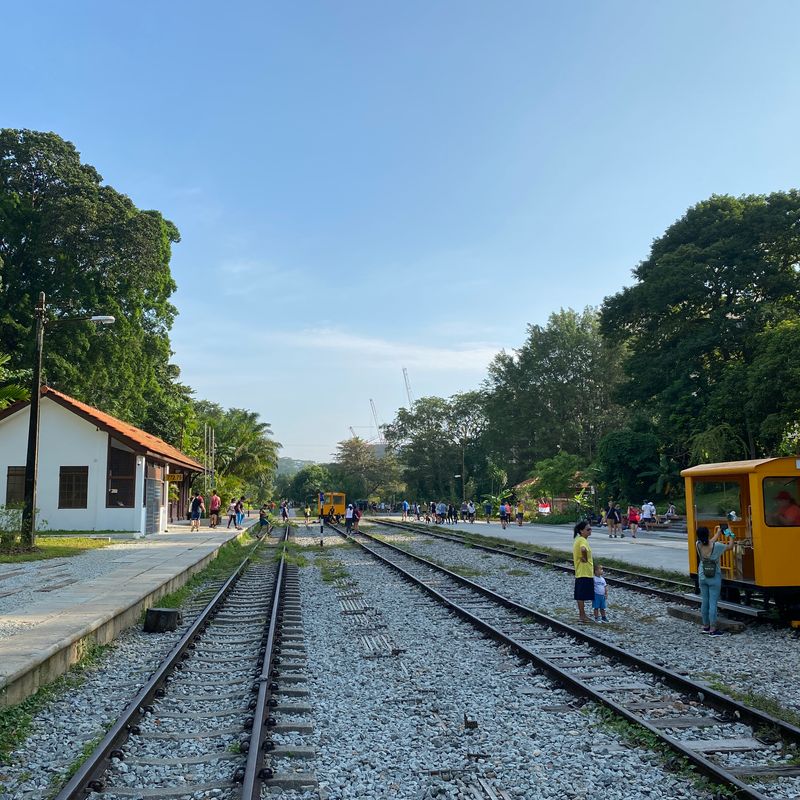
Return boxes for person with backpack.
[696,526,736,635]
[189,492,205,532]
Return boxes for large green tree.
[482,308,624,483]
[193,401,280,492]
[385,391,488,501]
[601,192,800,460]
[330,438,403,501]
[0,129,190,443]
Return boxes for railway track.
[53,527,299,800]
[333,523,800,800]
[371,518,768,621]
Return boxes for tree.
[601,192,800,460]
[595,429,660,502]
[0,352,26,409]
[288,464,332,504]
[0,129,191,443]
[529,452,585,499]
[483,308,624,483]
[331,438,402,500]
[192,401,280,499]
[385,392,489,501]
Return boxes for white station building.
[0,386,203,536]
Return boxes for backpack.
[696,542,717,579]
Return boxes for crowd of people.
[601,499,678,538]
[188,491,249,531]
[397,499,527,529]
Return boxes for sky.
[4,2,800,461]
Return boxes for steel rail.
[374,517,694,591]
[332,524,799,800]
[372,518,767,620]
[54,534,269,800]
[240,526,290,800]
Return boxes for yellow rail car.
[317,491,346,519]
[682,457,800,614]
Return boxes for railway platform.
[0,519,259,708]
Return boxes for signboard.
[537,501,551,515]
[165,473,184,483]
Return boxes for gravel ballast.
[364,524,800,719]
[289,528,711,800]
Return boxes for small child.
[593,563,609,622]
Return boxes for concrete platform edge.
[0,528,249,708]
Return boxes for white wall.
[0,398,143,533]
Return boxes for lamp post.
[20,292,115,548]
[454,474,464,503]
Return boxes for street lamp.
[454,474,465,503]
[20,292,115,548]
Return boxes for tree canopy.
[0,129,190,443]
[601,192,800,461]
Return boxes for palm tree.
[0,353,28,409]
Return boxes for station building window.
[59,466,88,509]
[107,445,136,508]
[5,466,25,507]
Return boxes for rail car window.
[694,481,741,520]
[763,478,800,527]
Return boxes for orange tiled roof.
[42,386,203,471]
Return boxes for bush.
[532,512,575,525]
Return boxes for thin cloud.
[264,327,500,371]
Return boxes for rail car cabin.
[681,457,800,614]
[317,491,346,519]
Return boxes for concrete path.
[0,520,258,707]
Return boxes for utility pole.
[20,293,114,548]
[20,293,46,549]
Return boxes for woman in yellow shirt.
[572,521,594,623]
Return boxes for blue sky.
[5,2,800,461]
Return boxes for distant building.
[0,386,203,536]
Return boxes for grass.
[279,540,309,568]
[699,676,800,729]
[0,536,113,564]
[591,705,734,797]
[317,555,349,584]
[0,640,111,767]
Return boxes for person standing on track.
[345,503,355,533]
[402,499,410,521]
[572,520,594,623]
[304,503,311,527]
[696,525,735,635]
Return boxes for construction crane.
[403,367,414,409]
[370,399,385,443]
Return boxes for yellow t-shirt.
[573,535,593,578]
